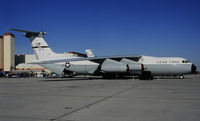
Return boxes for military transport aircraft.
[9,29,197,80]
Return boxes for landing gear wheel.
[179,75,184,79]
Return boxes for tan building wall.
[0,36,2,70]
[3,33,15,71]
[25,54,36,63]
[16,54,47,72]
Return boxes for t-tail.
[8,28,56,60]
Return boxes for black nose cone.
[191,64,197,74]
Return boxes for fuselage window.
[172,61,179,63]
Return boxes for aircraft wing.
[30,55,141,64]
[88,55,141,64]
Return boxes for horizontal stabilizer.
[8,28,47,38]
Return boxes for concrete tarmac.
[0,74,200,121]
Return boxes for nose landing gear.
[179,75,184,79]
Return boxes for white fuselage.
[138,56,192,76]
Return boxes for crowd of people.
[0,71,50,78]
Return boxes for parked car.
[0,71,5,77]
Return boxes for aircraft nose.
[191,64,197,74]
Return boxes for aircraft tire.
[179,75,184,79]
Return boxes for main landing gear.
[140,71,154,80]
[179,75,184,79]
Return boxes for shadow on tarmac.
[40,76,137,82]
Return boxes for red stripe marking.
[141,64,144,72]
[126,64,129,72]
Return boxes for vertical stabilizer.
[29,36,56,60]
[8,29,56,60]
[85,49,95,57]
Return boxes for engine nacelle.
[120,58,144,75]
[101,59,128,73]
[101,64,128,73]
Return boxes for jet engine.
[101,64,129,73]
[101,59,129,73]
[120,58,144,75]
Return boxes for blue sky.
[1,0,200,69]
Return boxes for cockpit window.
[182,60,190,63]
